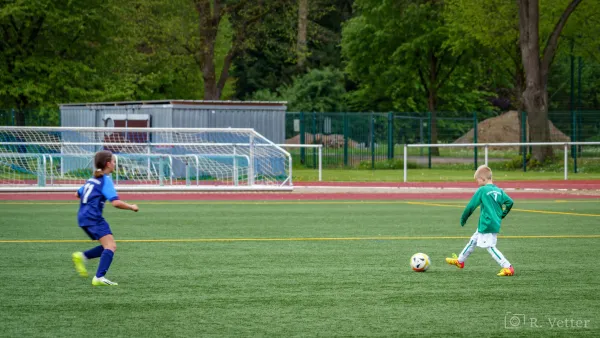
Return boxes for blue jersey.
[77,175,119,226]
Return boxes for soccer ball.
[410,253,430,272]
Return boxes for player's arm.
[75,186,84,199]
[102,176,139,212]
[502,192,514,218]
[111,199,139,212]
[460,188,482,226]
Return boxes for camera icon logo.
[505,312,526,329]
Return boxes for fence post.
[521,111,527,172]
[312,112,317,169]
[318,146,322,181]
[37,156,46,187]
[403,144,408,182]
[473,111,478,170]
[572,110,577,173]
[427,112,432,169]
[577,56,582,171]
[300,112,305,165]
[564,144,568,180]
[11,108,15,126]
[159,156,164,186]
[371,112,375,169]
[185,161,190,186]
[343,112,348,167]
[115,155,119,186]
[419,117,424,156]
[484,145,488,166]
[388,112,393,160]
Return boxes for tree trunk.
[518,0,582,163]
[297,0,308,69]
[195,0,222,100]
[522,86,552,161]
[428,50,439,156]
[515,65,526,155]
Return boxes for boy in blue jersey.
[445,165,515,276]
[72,151,138,286]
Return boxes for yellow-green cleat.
[72,252,88,277]
[497,266,515,276]
[445,253,464,269]
[92,276,118,286]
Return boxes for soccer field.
[0,200,599,337]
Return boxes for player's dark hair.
[94,151,113,178]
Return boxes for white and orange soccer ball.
[410,253,431,272]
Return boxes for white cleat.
[92,276,118,286]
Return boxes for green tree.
[445,0,523,110]
[342,0,493,154]
[192,0,296,100]
[251,67,346,112]
[97,0,205,101]
[232,0,353,100]
[282,67,347,112]
[0,0,117,124]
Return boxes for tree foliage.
[0,0,118,123]
[1,0,599,133]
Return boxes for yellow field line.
[1,234,600,244]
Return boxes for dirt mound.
[286,133,359,148]
[454,111,569,148]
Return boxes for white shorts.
[470,231,498,248]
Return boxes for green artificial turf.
[0,200,599,337]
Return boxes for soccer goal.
[0,126,292,191]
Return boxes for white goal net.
[0,126,292,191]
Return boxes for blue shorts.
[81,220,113,240]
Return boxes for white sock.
[458,239,476,263]
[487,246,511,268]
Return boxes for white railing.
[403,142,600,182]
[276,144,323,182]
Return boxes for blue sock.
[96,249,114,278]
[83,245,104,259]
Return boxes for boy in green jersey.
[446,165,515,276]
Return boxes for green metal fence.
[285,111,600,172]
[2,108,599,173]
[285,111,483,169]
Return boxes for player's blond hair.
[474,165,492,180]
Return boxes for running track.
[1,180,599,200]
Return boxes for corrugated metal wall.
[170,104,284,143]
[60,102,286,144]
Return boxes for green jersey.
[460,184,513,233]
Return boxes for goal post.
[0,126,292,191]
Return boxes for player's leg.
[92,234,118,286]
[91,222,119,286]
[446,232,478,268]
[487,245,514,276]
[72,227,103,277]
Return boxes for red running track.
[1,180,599,201]
[1,191,599,201]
